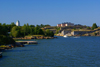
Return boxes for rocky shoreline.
[0,43,24,51]
[0,36,57,57]
[0,42,25,58]
[0,52,2,58]
[13,36,57,39]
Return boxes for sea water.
[0,36,100,67]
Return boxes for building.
[57,22,74,27]
[16,20,20,26]
[57,24,61,27]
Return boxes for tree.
[21,24,30,36]
[0,35,15,45]
[56,30,59,34]
[80,27,82,29]
[0,23,15,45]
[30,25,35,27]
[29,27,35,35]
[55,27,60,34]
[0,24,8,35]
[11,22,16,26]
[40,24,45,28]
[45,29,54,37]
[37,29,44,35]
[87,27,91,29]
[11,26,21,37]
[0,23,2,25]
[27,23,29,26]
[34,25,40,34]
[45,29,50,36]
[45,24,50,27]
[91,23,98,30]
[50,31,54,37]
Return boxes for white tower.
[16,20,20,26]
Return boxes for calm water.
[0,36,100,67]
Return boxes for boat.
[63,35,68,37]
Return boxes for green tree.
[87,27,91,29]
[5,22,16,32]
[80,27,82,29]
[45,29,54,37]
[11,22,16,26]
[50,31,54,37]
[21,24,30,36]
[91,23,98,30]
[0,24,8,35]
[37,29,44,35]
[45,24,50,27]
[40,24,45,28]
[27,23,29,26]
[55,27,60,34]
[29,27,35,35]
[0,35,15,45]
[30,25,35,27]
[56,30,59,34]
[0,23,15,45]
[45,29,50,36]
[11,26,21,37]
[74,28,76,30]
[34,25,40,34]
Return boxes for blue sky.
[0,0,100,26]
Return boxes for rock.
[15,42,24,47]
[0,52,2,58]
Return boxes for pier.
[16,41,38,44]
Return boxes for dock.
[16,41,38,44]
[0,52,2,57]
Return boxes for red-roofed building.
[57,22,74,27]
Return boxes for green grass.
[72,29,92,31]
[16,41,23,42]
[13,39,19,41]
[0,45,8,48]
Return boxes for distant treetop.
[91,23,98,30]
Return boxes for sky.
[0,0,100,26]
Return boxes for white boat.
[63,35,68,37]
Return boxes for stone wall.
[71,31,94,35]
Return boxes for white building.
[16,20,20,26]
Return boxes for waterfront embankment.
[16,41,38,44]
[13,36,57,40]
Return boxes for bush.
[45,29,54,37]
[0,35,15,45]
[91,23,98,30]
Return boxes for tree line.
[0,23,54,45]
[10,23,54,37]
[0,23,15,45]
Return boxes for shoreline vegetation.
[0,22,100,57]
[0,23,57,54]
